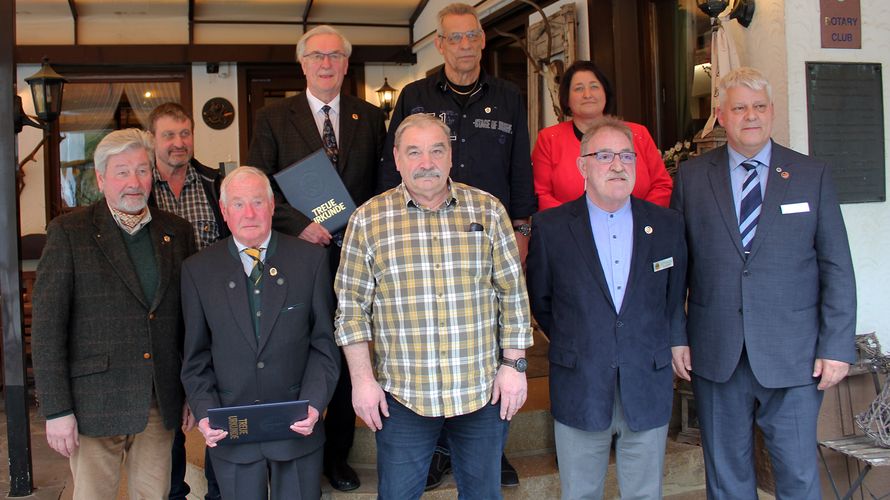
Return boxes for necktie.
[321,105,339,168]
[739,161,762,253]
[243,247,263,286]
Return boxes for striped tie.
[243,247,263,286]
[739,161,762,253]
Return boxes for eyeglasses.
[303,51,347,64]
[437,30,483,45]
[581,151,637,165]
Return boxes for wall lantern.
[375,78,398,119]
[15,58,67,133]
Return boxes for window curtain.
[123,82,181,129]
[59,83,125,132]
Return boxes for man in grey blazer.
[671,67,856,499]
[181,167,340,499]
[246,25,385,490]
[32,129,196,499]
[528,117,687,499]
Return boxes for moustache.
[413,169,442,180]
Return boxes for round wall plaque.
[202,97,235,130]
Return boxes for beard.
[113,191,148,214]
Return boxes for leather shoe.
[425,449,452,491]
[501,453,519,487]
[324,461,360,492]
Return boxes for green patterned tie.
[243,247,263,286]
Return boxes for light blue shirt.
[728,142,772,222]
[234,233,271,277]
[586,196,633,312]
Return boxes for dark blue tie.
[739,161,762,253]
[321,105,339,168]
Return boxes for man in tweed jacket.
[32,129,195,499]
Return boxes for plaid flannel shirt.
[335,182,533,418]
[152,165,219,250]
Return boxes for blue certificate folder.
[272,149,357,234]
[208,400,309,445]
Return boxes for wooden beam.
[195,19,408,29]
[67,0,79,44]
[408,0,430,45]
[16,44,416,65]
[302,0,314,31]
[188,0,195,45]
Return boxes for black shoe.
[324,461,360,492]
[501,453,519,487]
[425,449,452,491]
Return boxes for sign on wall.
[806,62,884,203]
[820,0,861,49]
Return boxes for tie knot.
[321,105,331,117]
[243,247,262,261]
[742,161,759,172]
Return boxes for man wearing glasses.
[377,2,536,489]
[527,117,687,499]
[247,24,386,492]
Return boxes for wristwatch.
[513,223,531,237]
[500,357,528,373]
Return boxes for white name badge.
[653,257,674,272]
[781,202,810,214]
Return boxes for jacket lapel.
[566,196,616,311]
[256,234,287,354]
[706,147,746,259]
[619,198,652,316]
[748,140,791,259]
[337,97,358,175]
[91,204,149,309]
[148,216,173,312]
[225,239,260,352]
[288,93,325,154]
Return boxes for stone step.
[186,433,706,499]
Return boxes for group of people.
[29,2,857,500]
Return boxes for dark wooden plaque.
[806,62,884,204]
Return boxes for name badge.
[653,257,674,272]
[781,202,810,214]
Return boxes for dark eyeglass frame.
[437,30,484,45]
[580,150,637,165]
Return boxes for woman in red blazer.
[532,60,673,210]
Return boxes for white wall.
[17,64,48,235]
[783,0,890,346]
[191,62,240,169]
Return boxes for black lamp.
[25,58,67,123]
[375,78,397,119]
[697,0,729,19]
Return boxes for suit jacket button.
[743,270,750,277]
[148,313,156,320]
[616,321,624,327]
[257,361,265,369]
[143,352,151,359]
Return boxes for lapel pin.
[484,107,491,114]
[277,278,285,285]
[781,171,790,179]
[228,281,236,289]
[644,226,653,234]
[269,267,278,276]
[352,113,359,120]
[162,235,171,243]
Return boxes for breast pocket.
[441,231,491,282]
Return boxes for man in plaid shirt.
[335,113,533,499]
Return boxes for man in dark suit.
[247,25,385,490]
[527,117,687,499]
[32,128,195,499]
[671,67,856,499]
[181,166,340,499]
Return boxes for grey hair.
[394,114,452,150]
[94,129,155,175]
[220,166,274,204]
[296,25,352,62]
[437,3,481,34]
[718,66,773,105]
[580,116,634,155]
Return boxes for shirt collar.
[728,141,772,171]
[585,194,631,219]
[434,67,491,93]
[399,181,457,211]
[233,232,272,256]
[306,88,341,115]
[152,162,197,187]
[107,202,153,235]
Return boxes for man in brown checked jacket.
[32,128,195,499]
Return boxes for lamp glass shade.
[375,78,397,113]
[25,60,67,122]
